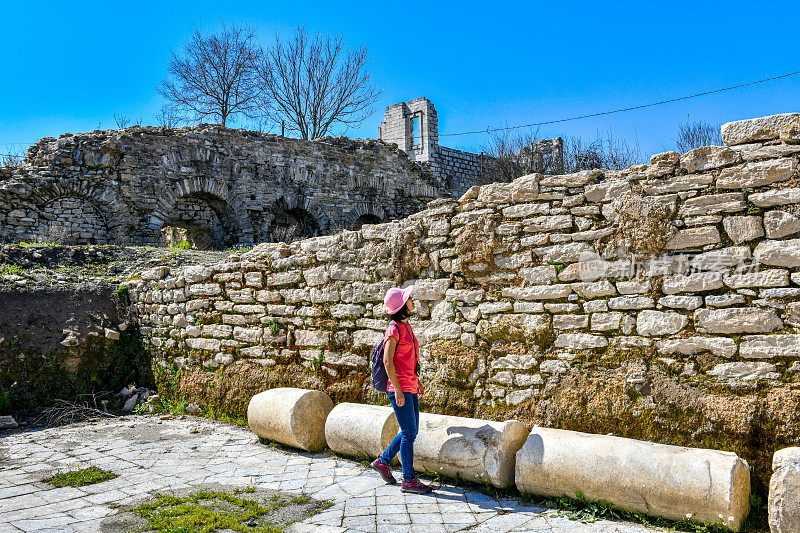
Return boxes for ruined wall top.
[0,124,445,247]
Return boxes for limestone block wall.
[129,112,800,492]
[0,126,443,247]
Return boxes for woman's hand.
[395,393,405,407]
[418,383,425,397]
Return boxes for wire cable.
[439,69,800,138]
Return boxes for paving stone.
[0,416,667,533]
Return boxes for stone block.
[656,336,737,358]
[754,239,800,267]
[707,362,779,381]
[515,427,750,530]
[584,180,631,203]
[658,295,703,310]
[663,272,723,294]
[539,169,601,187]
[554,333,608,349]
[590,312,623,331]
[694,308,783,334]
[413,412,529,488]
[608,296,654,310]
[552,314,589,330]
[723,269,788,289]
[764,211,800,239]
[665,226,721,250]
[769,447,800,533]
[679,193,746,217]
[717,158,795,189]
[410,278,450,300]
[723,216,764,244]
[721,113,800,145]
[324,403,399,459]
[502,285,572,300]
[571,280,616,299]
[247,388,333,452]
[188,283,222,296]
[739,335,800,359]
[750,188,800,208]
[636,310,688,336]
[680,145,740,173]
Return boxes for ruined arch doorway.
[269,207,320,243]
[352,213,381,230]
[160,193,238,250]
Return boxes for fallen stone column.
[325,403,399,459]
[515,427,750,531]
[247,388,334,452]
[769,447,800,533]
[412,412,529,488]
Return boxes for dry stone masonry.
[129,112,800,498]
[0,126,444,248]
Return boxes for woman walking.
[371,287,432,494]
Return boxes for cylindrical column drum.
[515,427,751,531]
[325,403,399,459]
[247,388,334,452]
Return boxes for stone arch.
[147,177,254,248]
[265,197,329,242]
[35,182,131,244]
[345,203,387,231]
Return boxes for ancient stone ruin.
[4,111,800,531]
[128,112,800,506]
[0,126,445,248]
[379,97,564,198]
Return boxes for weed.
[0,264,23,276]
[267,318,281,337]
[202,404,247,427]
[542,492,734,532]
[43,466,117,487]
[128,490,285,533]
[548,261,565,273]
[0,382,16,414]
[116,284,129,301]
[172,240,192,250]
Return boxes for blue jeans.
[380,391,419,482]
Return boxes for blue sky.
[2,0,799,160]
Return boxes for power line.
[439,69,800,138]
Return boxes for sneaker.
[401,477,432,494]
[371,459,396,484]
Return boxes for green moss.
[126,488,322,533]
[43,466,117,487]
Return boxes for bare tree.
[114,114,131,129]
[257,26,382,140]
[159,24,261,127]
[563,130,642,173]
[0,145,25,169]
[676,120,722,152]
[154,104,184,128]
[482,129,564,181]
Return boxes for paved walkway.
[0,415,665,532]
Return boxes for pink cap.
[384,286,413,315]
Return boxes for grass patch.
[43,466,117,487]
[125,488,323,533]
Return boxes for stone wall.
[129,112,800,493]
[378,97,562,198]
[0,126,443,248]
